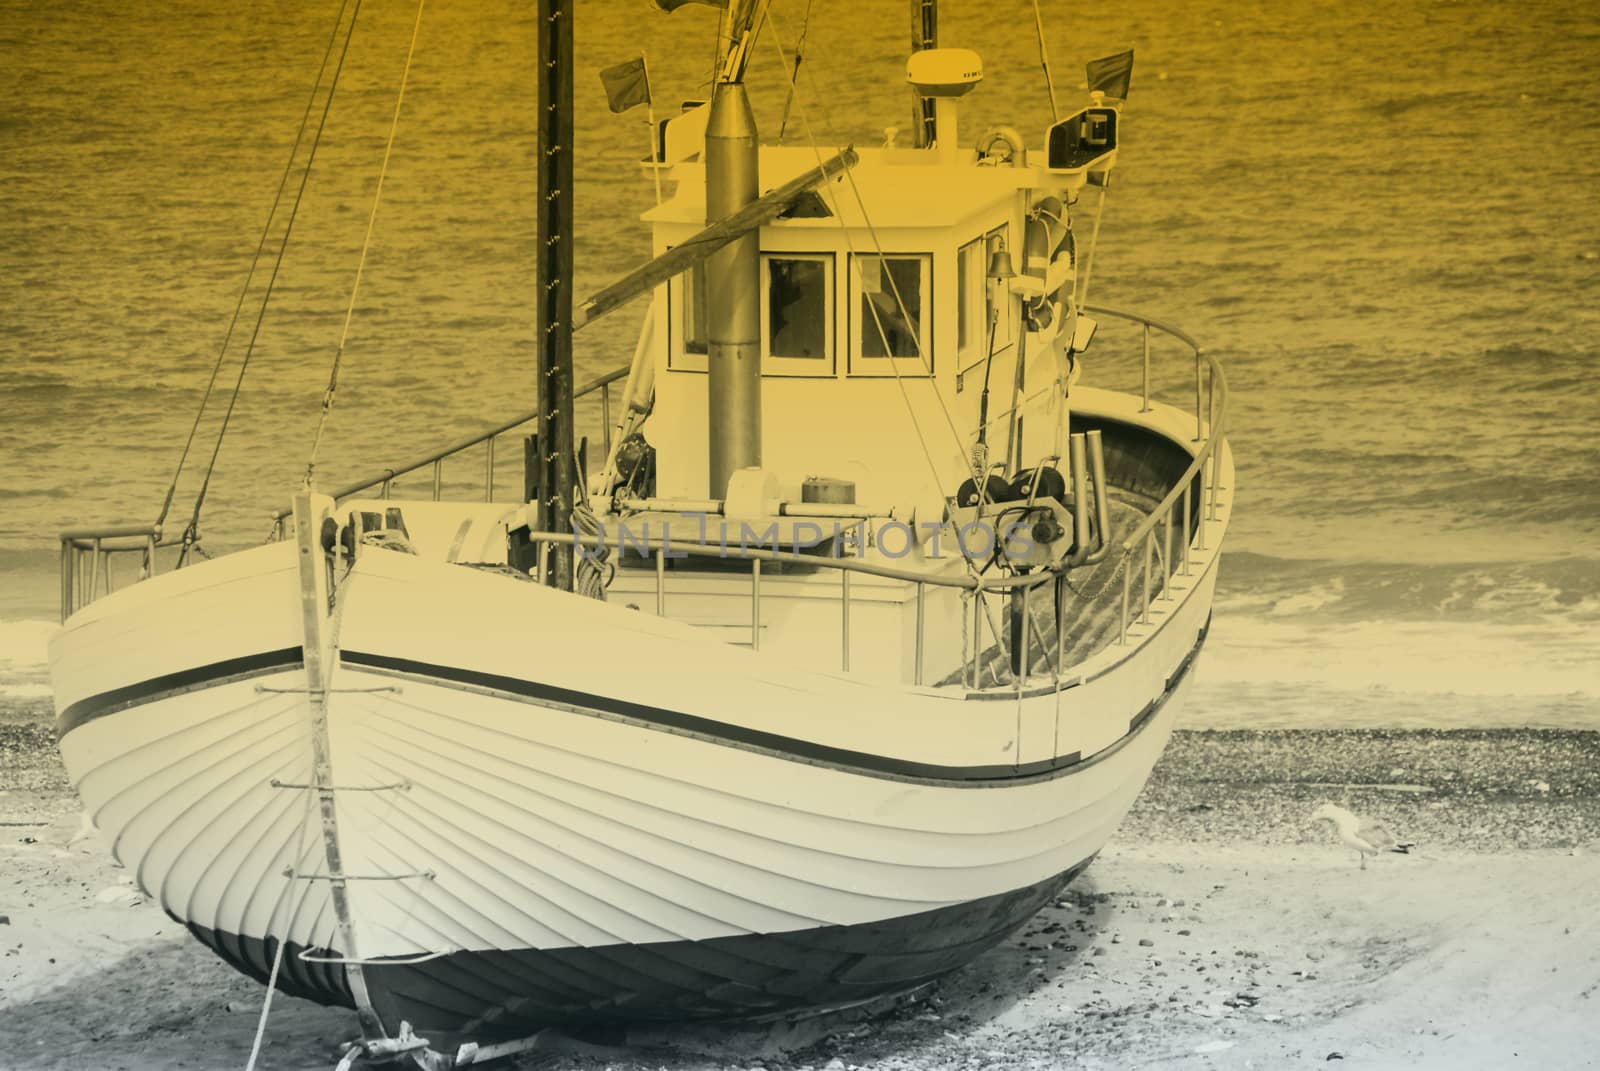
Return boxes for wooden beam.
[572,147,858,330]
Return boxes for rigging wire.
[153,0,356,533]
[177,0,367,565]
[1029,0,1059,122]
[302,0,429,492]
[762,4,977,496]
[775,0,814,141]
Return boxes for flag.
[1086,49,1134,100]
[600,57,650,114]
[653,0,726,10]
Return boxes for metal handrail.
[1081,304,1230,646]
[60,307,1228,663]
[270,365,630,524]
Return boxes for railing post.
[966,585,979,685]
[381,476,392,499]
[1181,483,1192,575]
[655,544,666,616]
[1161,510,1172,600]
[1017,589,1029,685]
[1119,562,1130,644]
[1208,444,1222,521]
[913,581,926,686]
[431,460,442,502]
[601,382,613,459]
[59,541,70,624]
[88,538,102,602]
[1140,533,1152,625]
[485,437,496,503]
[750,558,761,651]
[147,533,158,579]
[1140,321,1151,412]
[841,570,851,672]
[1194,348,1204,442]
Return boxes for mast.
[536,0,576,589]
[705,0,763,498]
[909,0,938,147]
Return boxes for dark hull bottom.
[184,857,1094,1040]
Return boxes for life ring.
[1017,196,1075,332]
[974,126,1026,166]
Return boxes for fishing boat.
[49,1,1232,1066]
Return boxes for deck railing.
[515,305,1229,690]
[60,307,1228,675]
[1081,304,1230,648]
[57,367,628,620]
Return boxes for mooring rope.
[303,0,429,492]
[177,0,367,565]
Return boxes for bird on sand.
[1312,803,1416,869]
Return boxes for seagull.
[1312,803,1415,869]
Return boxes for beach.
[3,0,1599,1066]
[5,701,1595,1071]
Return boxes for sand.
[2,706,1597,1071]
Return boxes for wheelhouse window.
[957,226,1011,371]
[668,257,708,371]
[850,253,932,373]
[762,253,835,374]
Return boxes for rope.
[154,0,356,531]
[302,0,428,492]
[244,764,320,1071]
[178,0,367,566]
[775,0,813,141]
[571,493,611,600]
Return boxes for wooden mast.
[535,0,576,590]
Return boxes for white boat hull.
[51,540,1215,1034]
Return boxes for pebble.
[1138,938,1154,947]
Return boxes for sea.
[2,0,1597,728]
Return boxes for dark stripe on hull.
[341,616,1208,784]
[56,646,304,739]
[184,859,1093,1041]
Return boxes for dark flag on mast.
[600,56,650,113]
[1086,49,1134,100]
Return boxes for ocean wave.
[1198,614,1599,700]
[1217,553,1600,624]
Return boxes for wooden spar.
[574,147,857,330]
[536,0,575,590]
[910,0,938,148]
